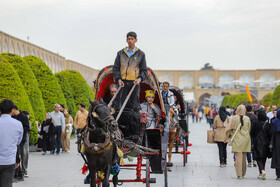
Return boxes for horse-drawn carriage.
[81,65,170,186]
[167,86,191,167]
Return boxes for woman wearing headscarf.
[251,110,272,180]
[271,109,280,180]
[225,105,251,179]
[213,106,231,167]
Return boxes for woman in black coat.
[251,110,272,180]
[40,113,55,155]
[271,109,280,180]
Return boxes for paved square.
[14,118,279,187]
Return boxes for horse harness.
[82,103,116,154]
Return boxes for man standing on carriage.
[113,31,147,113]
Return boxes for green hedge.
[0,59,37,145]
[262,93,273,105]
[24,56,67,113]
[55,73,75,117]
[222,93,251,108]
[0,53,46,123]
[271,85,280,106]
[221,95,231,106]
[56,70,94,111]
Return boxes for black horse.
[84,99,120,187]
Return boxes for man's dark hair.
[0,99,15,114]
[80,103,86,108]
[22,110,29,116]
[12,104,18,110]
[60,104,65,109]
[163,82,170,86]
[246,105,253,112]
[127,31,137,39]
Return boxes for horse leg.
[102,164,111,187]
[89,168,96,187]
[168,132,176,163]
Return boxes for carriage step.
[188,143,192,146]
[148,178,156,183]
[166,162,173,167]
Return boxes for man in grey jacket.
[49,104,65,155]
[141,90,161,129]
[113,31,147,113]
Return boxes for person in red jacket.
[208,105,217,128]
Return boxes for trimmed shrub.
[0,53,46,123]
[0,59,37,145]
[23,56,67,113]
[262,93,273,106]
[271,85,280,106]
[56,70,95,111]
[228,94,238,108]
[221,95,231,106]
[55,74,75,117]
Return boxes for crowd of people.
[0,98,90,186]
[207,103,280,181]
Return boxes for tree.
[56,70,95,111]
[55,74,76,117]
[201,63,214,70]
[0,53,46,123]
[228,94,238,108]
[221,95,231,106]
[262,93,273,106]
[0,59,38,144]
[271,85,280,107]
[24,56,67,113]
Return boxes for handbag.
[228,122,242,146]
[207,130,216,144]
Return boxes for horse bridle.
[88,103,117,136]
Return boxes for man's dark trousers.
[0,164,15,187]
[54,126,62,154]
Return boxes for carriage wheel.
[146,158,151,187]
[185,137,188,164]
[183,139,186,166]
[164,162,168,187]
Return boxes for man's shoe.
[276,178,280,181]
[56,153,60,156]
[42,151,46,155]
[262,171,266,180]
[51,150,55,155]
[248,162,252,167]
[18,177,24,182]
[253,160,257,167]
[12,177,18,183]
[24,172,29,178]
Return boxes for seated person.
[140,90,161,129]
[104,84,118,107]
[174,95,181,112]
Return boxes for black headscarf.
[257,109,267,121]
[219,106,227,122]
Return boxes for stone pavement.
[15,118,279,187]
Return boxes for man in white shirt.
[267,105,277,120]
